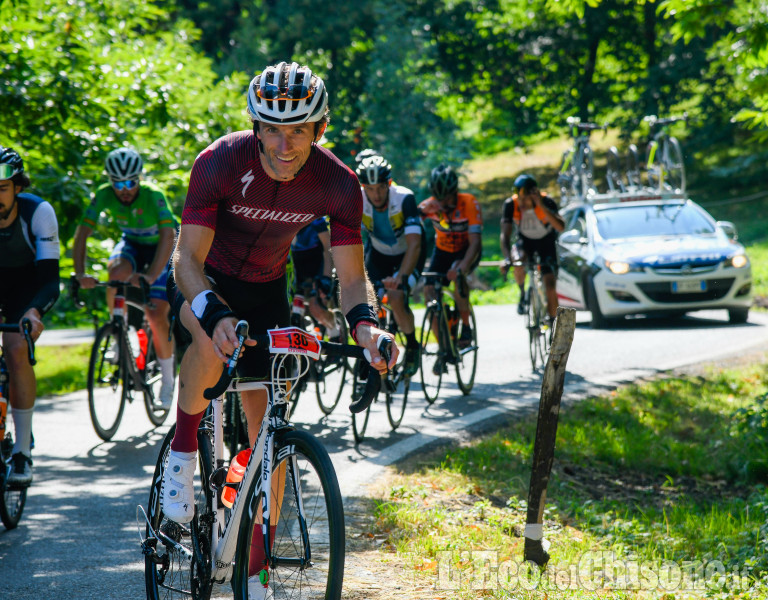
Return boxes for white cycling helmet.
[105,148,143,181]
[247,61,328,124]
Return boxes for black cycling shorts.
[427,247,480,282]
[513,236,558,275]
[365,246,426,288]
[292,248,324,294]
[167,266,290,379]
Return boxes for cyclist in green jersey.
[73,148,178,408]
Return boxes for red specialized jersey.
[182,130,363,282]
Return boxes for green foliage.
[35,343,92,396]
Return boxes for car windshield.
[595,203,716,240]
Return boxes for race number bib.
[267,327,321,359]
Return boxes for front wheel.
[663,136,685,192]
[315,309,348,415]
[142,326,171,427]
[527,285,547,371]
[419,306,443,405]
[455,305,478,395]
[234,430,345,600]
[351,359,372,443]
[0,436,28,529]
[606,146,624,193]
[87,323,127,441]
[728,308,749,324]
[385,332,410,429]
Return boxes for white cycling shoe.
[162,450,196,524]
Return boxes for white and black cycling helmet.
[356,155,392,185]
[105,148,143,182]
[0,146,24,181]
[354,148,380,164]
[429,164,459,199]
[247,61,328,124]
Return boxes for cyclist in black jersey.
[356,153,425,375]
[0,147,60,485]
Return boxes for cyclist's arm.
[457,232,481,273]
[144,226,175,283]
[318,229,333,278]
[396,232,421,283]
[72,224,92,278]
[536,195,565,232]
[500,221,514,263]
[23,258,59,341]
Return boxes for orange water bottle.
[136,328,148,370]
[221,448,252,508]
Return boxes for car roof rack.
[564,187,687,207]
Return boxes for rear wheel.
[234,430,345,600]
[455,305,478,395]
[315,309,348,415]
[606,146,624,192]
[626,144,641,187]
[645,141,661,190]
[664,136,685,192]
[142,326,171,427]
[419,306,443,404]
[0,435,28,529]
[224,391,249,459]
[351,359,372,443]
[87,323,127,441]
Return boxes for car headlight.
[604,260,641,275]
[725,254,749,269]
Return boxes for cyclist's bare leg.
[144,298,174,359]
[543,272,558,318]
[513,264,526,290]
[454,285,471,324]
[387,289,415,335]
[3,332,36,410]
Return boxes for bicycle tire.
[606,146,623,192]
[455,305,478,395]
[385,331,409,429]
[527,284,547,372]
[225,391,249,459]
[351,359,372,443]
[233,429,345,600]
[142,325,171,427]
[315,309,348,415]
[419,305,442,404]
[626,144,641,188]
[581,145,596,195]
[0,435,28,530]
[145,425,218,600]
[87,322,127,441]
[664,136,685,192]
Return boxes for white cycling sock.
[11,407,33,456]
[159,356,175,382]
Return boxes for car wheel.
[728,308,749,324]
[586,276,611,329]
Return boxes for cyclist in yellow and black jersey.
[356,153,425,376]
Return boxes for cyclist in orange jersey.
[418,164,482,350]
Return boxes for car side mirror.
[716,221,738,241]
[559,229,586,245]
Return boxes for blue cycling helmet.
[514,173,537,191]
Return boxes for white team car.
[555,191,752,327]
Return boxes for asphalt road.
[4,305,768,598]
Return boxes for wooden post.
[524,306,576,566]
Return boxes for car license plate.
[672,279,707,293]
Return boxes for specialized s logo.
[241,169,255,197]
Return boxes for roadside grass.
[35,343,91,397]
[371,363,768,598]
[748,240,768,301]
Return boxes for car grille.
[637,278,735,303]
[651,261,720,275]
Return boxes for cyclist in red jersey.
[161,63,395,595]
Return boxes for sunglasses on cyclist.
[112,179,138,191]
[256,82,313,101]
[0,164,18,180]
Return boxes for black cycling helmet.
[429,164,459,199]
[514,173,537,191]
[0,146,24,181]
[356,155,392,185]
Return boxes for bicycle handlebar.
[203,321,387,414]
[643,113,688,128]
[566,116,608,133]
[0,318,37,366]
[70,273,152,308]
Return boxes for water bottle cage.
[210,466,228,492]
